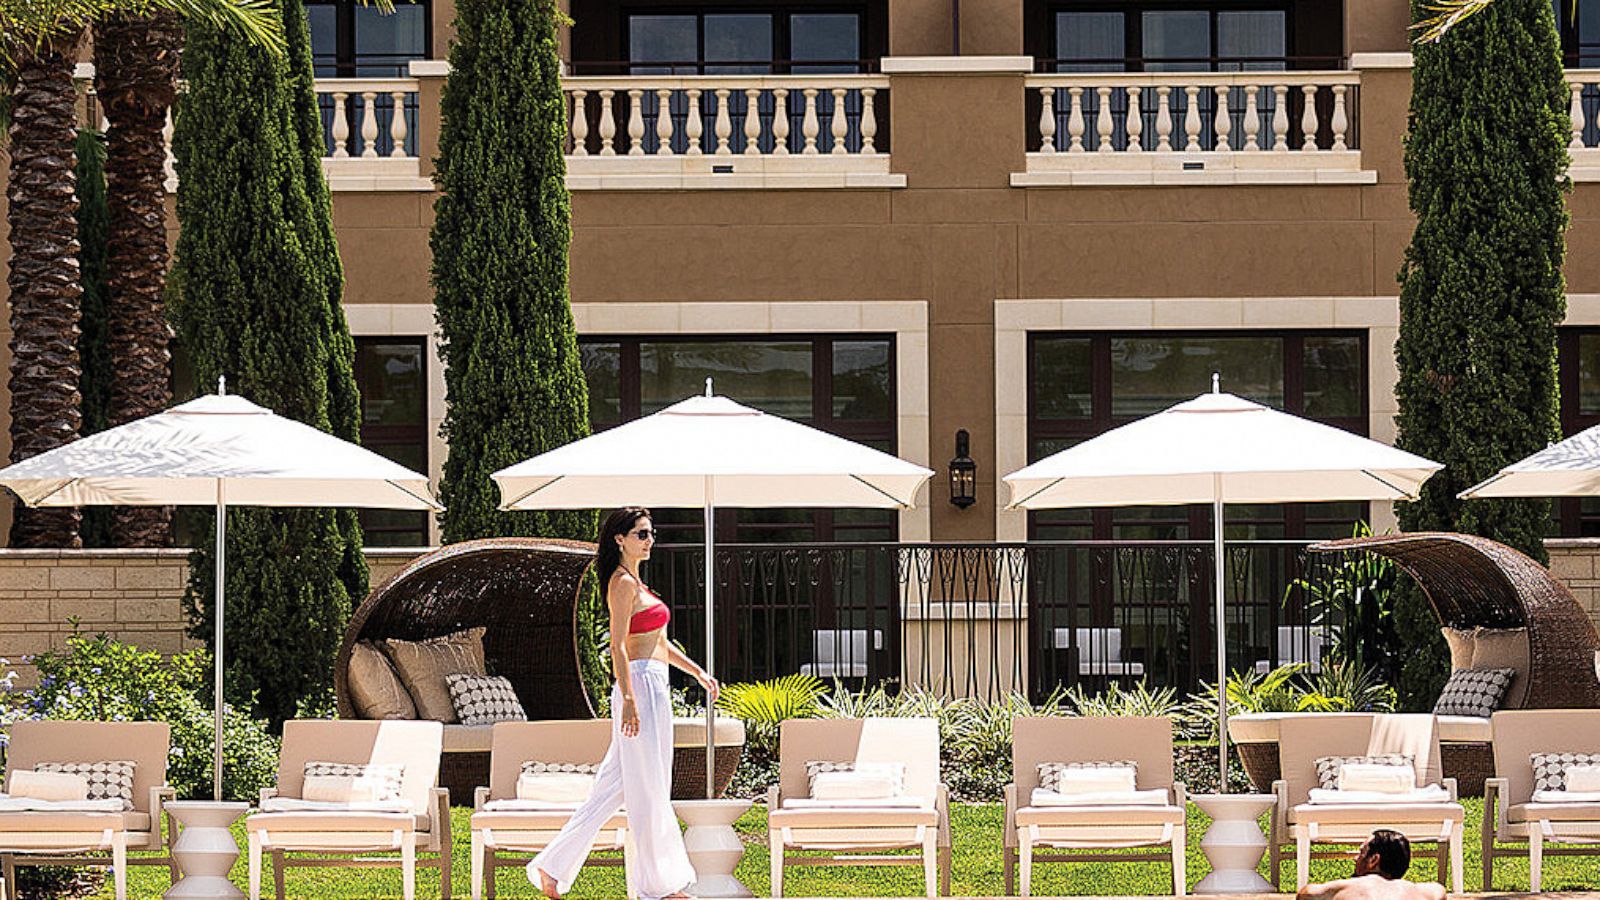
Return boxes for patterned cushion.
[34,761,135,810]
[1314,754,1412,791]
[520,761,600,778]
[803,760,907,797]
[445,674,526,726]
[1530,751,1600,793]
[379,626,487,723]
[1432,667,1515,718]
[302,761,404,802]
[1037,760,1137,794]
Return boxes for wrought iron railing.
[645,540,1379,701]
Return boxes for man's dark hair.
[1364,830,1411,879]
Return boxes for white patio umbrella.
[493,383,933,796]
[1003,379,1442,790]
[0,386,441,800]
[1459,423,1600,499]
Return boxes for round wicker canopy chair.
[1230,531,1600,796]
[334,537,742,803]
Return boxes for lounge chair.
[1004,716,1186,897]
[469,720,629,900]
[767,717,950,897]
[1483,709,1600,892]
[245,719,450,900]
[0,720,175,900]
[1270,713,1463,892]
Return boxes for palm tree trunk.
[6,41,85,549]
[95,10,181,548]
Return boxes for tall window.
[1558,0,1600,67]
[626,10,865,73]
[1027,331,1369,541]
[354,338,429,546]
[306,1,430,76]
[1556,328,1600,536]
[580,335,897,542]
[1050,4,1292,71]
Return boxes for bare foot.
[663,893,695,899]
[535,867,561,900]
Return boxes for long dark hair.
[596,506,651,587]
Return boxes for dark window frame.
[1030,0,1344,72]
[1559,0,1600,68]
[354,336,430,547]
[1025,329,1371,542]
[580,333,898,543]
[305,0,433,77]
[1557,327,1600,536]
[621,6,869,73]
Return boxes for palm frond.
[1411,0,1493,43]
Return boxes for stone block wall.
[1547,539,1600,632]
[0,548,426,686]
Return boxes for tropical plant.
[1064,679,1184,720]
[1287,522,1403,686]
[170,0,368,729]
[1412,0,1574,43]
[1183,662,1397,740]
[430,0,595,545]
[1395,0,1568,709]
[716,674,826,757]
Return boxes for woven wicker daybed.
[334,537,744,803]
[1229,531,1600,796]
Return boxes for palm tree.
[94,9,183,546]
[1414,0,1573,42]
[1,0,280,547]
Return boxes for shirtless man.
[1297,830,1449,900]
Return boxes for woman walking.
[530,507,717,900]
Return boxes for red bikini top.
[628,589,670,635]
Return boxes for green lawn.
[86,798,1600,898]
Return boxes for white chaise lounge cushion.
[0,795,125,813]
[1028,787,1169,807]
[1307,785,1450,805]
[8,769,89,802]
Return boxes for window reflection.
[354,338,429,546]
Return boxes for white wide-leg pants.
[529,659,695,900]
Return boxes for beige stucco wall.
[0,548,423,687]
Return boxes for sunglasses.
[631,528,656,540]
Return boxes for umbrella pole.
[703,478,716,799]
[1213,479,1228,794]
[213,482,226,802]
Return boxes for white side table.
[1191,793,1275,894]
[163,800,249,899]
[672,798,753,898]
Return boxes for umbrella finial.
[1211,372,1220,394]
[705,377,713,397]
[218,375,227,396]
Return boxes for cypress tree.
[1394,0,1569,708]
[170,0,367,728]
[430,0,595,546]
[74,127,113,548]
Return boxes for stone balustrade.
[1015,70,1372,186]
[562,75,904,189]
[316,78,419,161]
[1567,70,1600,180]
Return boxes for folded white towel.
[1531,789,1600,804]
[1306,785,1450,805]
[482,798,589,812]
[781,796,932,810]
[258,797,413,814]
[1338,763,1416,794]
[1029,787,1170,807]
[1047,766,1138,796]
[810,769,901,801]
[0,795,124,813]
[1566,765,1600,794]
[517,772,596,804]
[303,774,390,804]
[8,770,89,803]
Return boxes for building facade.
[8,0,1600,691]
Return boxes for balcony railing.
[316,78,419,162]
[1016,71,1371,186]
[563,75,904,189]
[1567,70,1600,179]
[646,540,1368,701]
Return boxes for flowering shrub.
[3,629,279,801]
